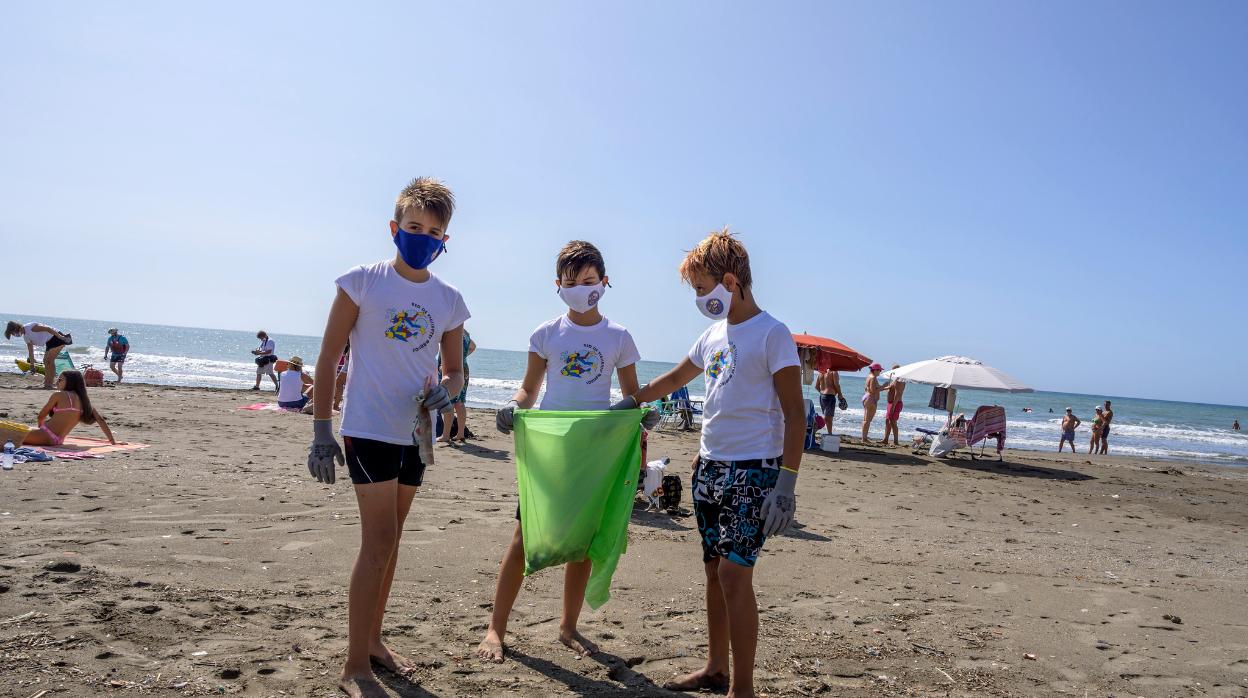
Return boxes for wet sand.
[2,373,1247,697]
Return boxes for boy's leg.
[368,483,420,674]
[665,559,730,691]
[559,559,597,655]
[341,480,402,691]
[718,560,759,697]
[477,523,527,662]
[454,403,468,441]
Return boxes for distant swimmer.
[1234,420,1240,431]
[1058,407,1081,453]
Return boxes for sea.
[4,313,1246,467]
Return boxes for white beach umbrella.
[883,356,1033,394]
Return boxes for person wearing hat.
[860,362,886,445]
[277,356,314,410]
[1089,406,1104,454]
[1058,407,1081,453]
[102,328,130,383]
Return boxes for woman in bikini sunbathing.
[22,370,116,447]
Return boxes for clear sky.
[2,2,1245,405]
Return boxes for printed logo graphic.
[560,343,606,384]
[385,303,437,352]
[705,342,737,386]
[587,290,601,307]
[706,298,724,316]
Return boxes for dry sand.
[2,373,1247,697]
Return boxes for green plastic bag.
[513,408,643,609]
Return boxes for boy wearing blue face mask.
[306,177,469,698]
[612,228,804,698]
[476,240,657,663]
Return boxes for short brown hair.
[394,177,455,229]
[556,240,606,282]
[4,321,21,339]
[679,227,752,290]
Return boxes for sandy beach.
[2,373,1247,697]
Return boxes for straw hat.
[289,356,304,370]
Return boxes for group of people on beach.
[811,361,908,447]
[298,177,803,698]
[1059,401,1116,454]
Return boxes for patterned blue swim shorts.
[692,456,781,568]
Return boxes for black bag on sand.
[660,474,682,510]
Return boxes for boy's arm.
[436,326,466,400]
[629,359,702,405]
[312,289,357,420]
[616,364,640,399]
[512,352,547,409]
[773,365,806,473]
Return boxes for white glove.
[308,419,344,484]
[496,400,517,434]
[760,468,797,536]
[422,382,453,413]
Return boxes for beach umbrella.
[792,334,872,372]
[883,355,1033,393]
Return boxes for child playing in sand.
[305,177,469,698]
[478,240,657,662]
[611,228,805,698]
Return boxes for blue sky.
[2,2,1245,405]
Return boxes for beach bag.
[513,408,644,609]
[83,366,105,387]
[660,474,682,510]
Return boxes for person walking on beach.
[1089,406,1104,454]
[305,177,467,697]
[815,368,843,435]
[609,228,804,697]
[1099,400,1114,454]
[860,362,885,444]
[6,320,73,389]
[102,328,129,382]
[1058,407,1081,453]
[882,364,906,446]
[251,331,278,391]
[479,240,650,663]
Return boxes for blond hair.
[394,177,455,228]
[679,226,752,290]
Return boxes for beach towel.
[238,402,310,413]
[513,408,643,609]
[928,387,948,411]
[967,405,1007,454]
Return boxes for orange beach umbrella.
[792,334,872,372]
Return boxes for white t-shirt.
[529,315,640,411]
[277,369,306,402]
[336,261,470,444]
[23,322,54,347]
[688,311,799,461]
[257,338,275,355]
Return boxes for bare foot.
[369,640,416,675]
[338,675,386,698]
[559,628,599,656]
[475,630,506,662]
[663,668,729,693]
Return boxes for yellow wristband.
[780,466,800,475]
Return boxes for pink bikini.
[39,394,81,446]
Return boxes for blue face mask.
[393,228,446,270]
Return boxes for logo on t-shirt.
[560,344,605,385]
[705,342,737,386]
[385,303,437,352]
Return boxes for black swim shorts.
[343,436,426,487]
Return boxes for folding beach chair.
[655,387,702,430]
[928,414,969,458]
[966,405,1007,460]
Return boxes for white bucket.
[820,434,840,453]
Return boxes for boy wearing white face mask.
[478,240,655,663]
[612,227,804,698]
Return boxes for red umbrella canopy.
[792,334,872,372]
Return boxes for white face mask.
[558,282,605,314]
[695,283,733,320]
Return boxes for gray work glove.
[760,468,797,536]
[308,418,344,484]
[496,400,517,434]
[421,382,453,413]
[610,395,659,430]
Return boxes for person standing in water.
[1058,407,1081,453]
[1098,400,1114,455]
